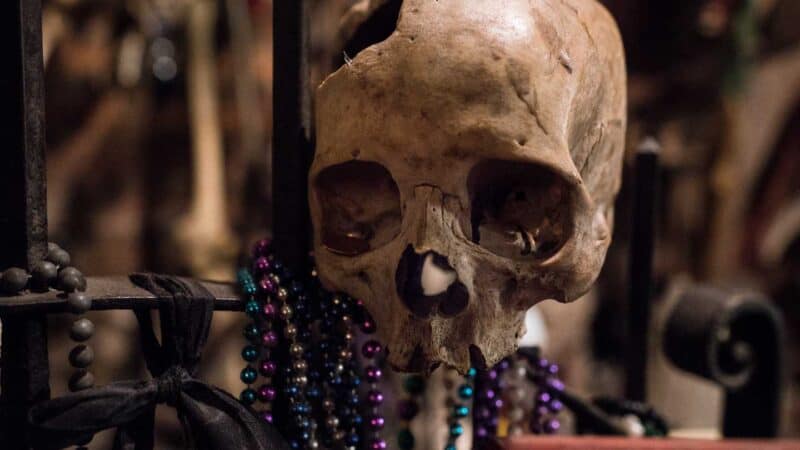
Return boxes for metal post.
[625,138,660,402]
[273,0,312,275]
[272,0,312,436]
[0,1,51,447]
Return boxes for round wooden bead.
[30,261,57,289]
[69,344,95,368]
[0,268,28,294]
[69,369,95,392]
[66,292,92,315]
[70,318,95,342]
[47,247,71,267]
[58,267,85,293]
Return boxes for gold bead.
[280,305,293,320]
[326,416,340,429]
[277,288,289,302]
[293,360,308,372]
[290,343,304,357]
[284,324,298,339]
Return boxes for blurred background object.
[36,0,799,445]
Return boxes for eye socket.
[315,161,402,256]
[468,160,573,261]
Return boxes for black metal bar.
[272,0,312,275]
[664,285,784,437]
[0,1,51,448]
[0,277,242,314]
[624,138,660,402]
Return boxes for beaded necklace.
[237,239,566,449]
[238,239,383,450]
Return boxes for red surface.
[506,436,800,450]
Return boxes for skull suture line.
[310,0,626,373]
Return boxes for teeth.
[421,253,457,296]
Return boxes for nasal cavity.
[395,246,469,318]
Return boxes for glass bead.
[253,256,271,273]
[365,366,382,382]
[346,433,360,446]
[397,429,414,450]
[284,324,298,339]
[240,366,258,384]
[262,330,279,348]
[245,301,260,316]
[261,411,274,423]
[549,399,563,413]
[368,415,385,430]
[280,304,293,320]
[445,445,457,450]
[536,392,552,405]
[293,359,308,372]
[243,283,257,295]
[293,375,308,387]
[258,385,276,402]
[361,340,382,359]
[244,323,260,340]
[453,405,469,418]
[544,419,561,434]
[240,388,257,405]
[367,390,384,406]
[370,439,387,450]
[253,239,272,256]
[360,319,376,334]
[262,303,277,319]
[467,367,477,378]
[547,379,565,392]
[449,423,464,437]
[290,343,304,358]
[290,280,304,295]
[241,346,259,362]
[259,278,276,294]
[260,360,277,376]
[457,385,474,400]
[277,288,289,302]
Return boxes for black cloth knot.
[155,366,190,406]
[28,273,288,450]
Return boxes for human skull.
[310,0,626,373]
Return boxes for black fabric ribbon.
[29,273,288,450]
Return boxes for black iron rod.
[272,0,312,275]
[272,0,312,437]
[0,1,51,448]
[624,139,660,402]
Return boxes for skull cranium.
[310,0,626,373]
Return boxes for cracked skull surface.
[310,0,626,373]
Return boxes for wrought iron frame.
[0,1,785,448]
